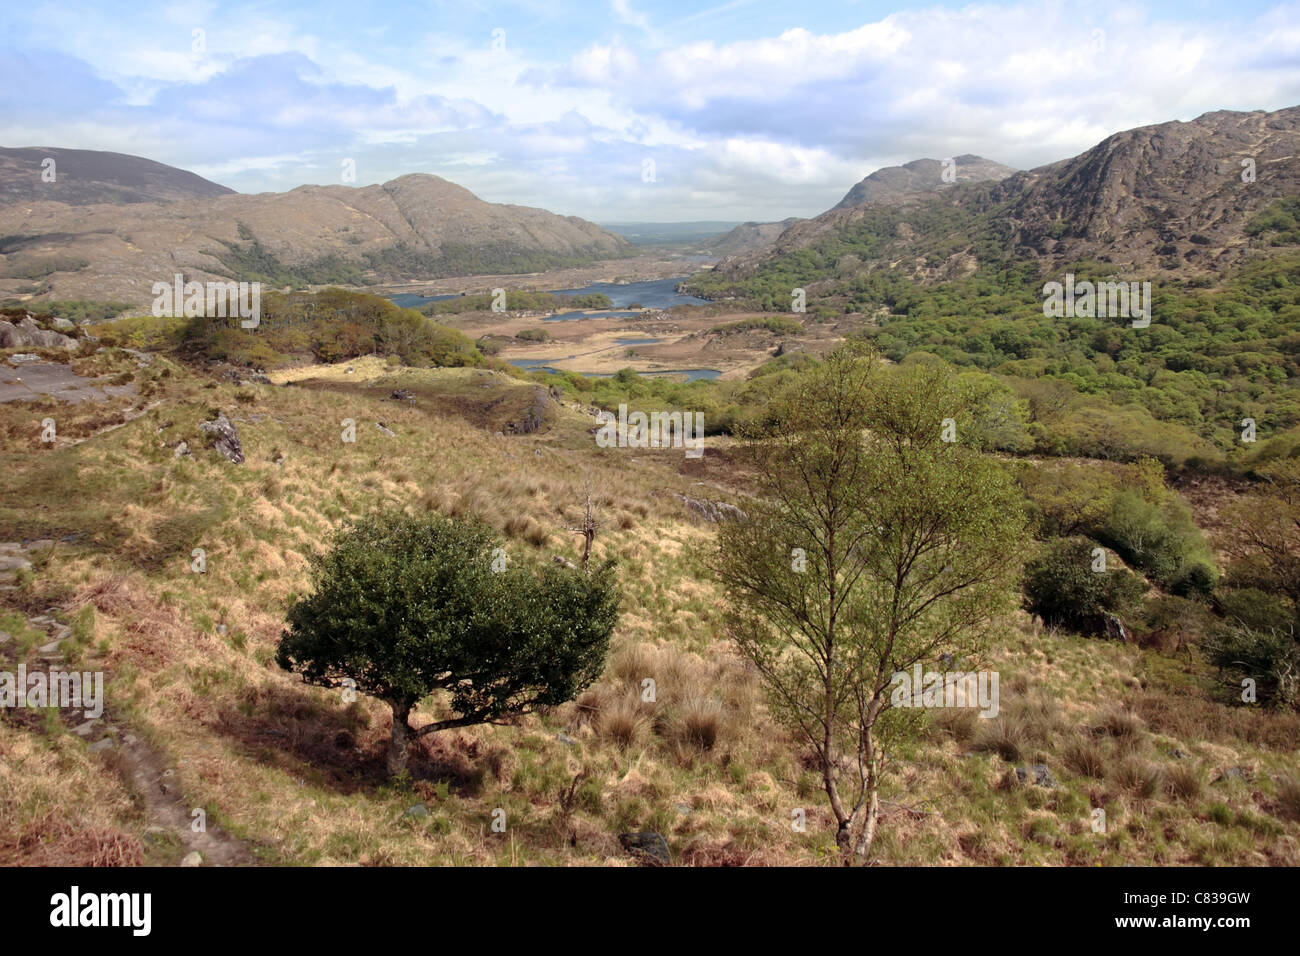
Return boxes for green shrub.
[277,511,621,776]
[1022,537,1147,632]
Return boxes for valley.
[3,104,1300,873]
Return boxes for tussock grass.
[2,355,1297,866]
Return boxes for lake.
[388,277,707,315]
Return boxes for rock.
[37,639,64,656]
[0,318,77,351]
[404,803,429,819]
[248,374,272,385]
[1100,612,1129,642]
[673,803,691,815]
[618,832,670,866]
[674,494,747,524]
[1014,764,1058,788]
[8,353,40,364]
[88,738,115,753]
[25,539,55,553]
[551,555,578,570]
[556,732,577,747]
[180,851,203,867]
[506,386,551,435]
[376,422,396,437]
[0,631,10,644]
[0,555,32,572]
[173,441,190,458]
[73,719,98,737]
[390,389,414,401]
[345,366,355,374]
[198,412,245,463]
[50,317,76,331]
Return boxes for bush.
[1022,537,1147,632]
[1202,622,1299,709]
[1170,562,1217,599]
[277,511,621,775]
[1097,489,1215,590]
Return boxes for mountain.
[0,155,631,306]
[0,147,235,205]
[706,156,1014,266]
[831,154,1016,210]
[708,218,803,256]
[601,221,744,245]
[692,107,1300,294]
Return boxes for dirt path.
[12,597,256,866]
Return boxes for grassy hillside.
[2,333,1298,866]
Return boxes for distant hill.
[0,154,631,306]
[708,218,804,256]
[601,221,744,245]
[0,147,235,205]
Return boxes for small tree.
[277,512,620,776]
[714,348,1027,861]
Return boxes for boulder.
[0,317,77,351]
[1101,612,1130,642]
[1014,764,1058,788]
[674,494,747,524]
[618,831,670,866]
[50,317,76,331]
[506,386,551,435]
[198,413,245,463]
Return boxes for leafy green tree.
[277,512,620,776]
[714,348,1027,861]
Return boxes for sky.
[2,0,1299,222]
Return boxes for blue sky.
[2,0,1298,221]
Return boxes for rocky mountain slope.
[0,153,631,308]
[708,155,1015,268]
[699,106,1300,289]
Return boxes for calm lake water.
[548,277,709,309]
[388,277,707,313]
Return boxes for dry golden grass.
[2,353,1298,867]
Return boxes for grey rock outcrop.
[198,412,244,463]
[674,494,747,524]
[0,317,77,351]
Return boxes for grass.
[1,352,1297,866]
